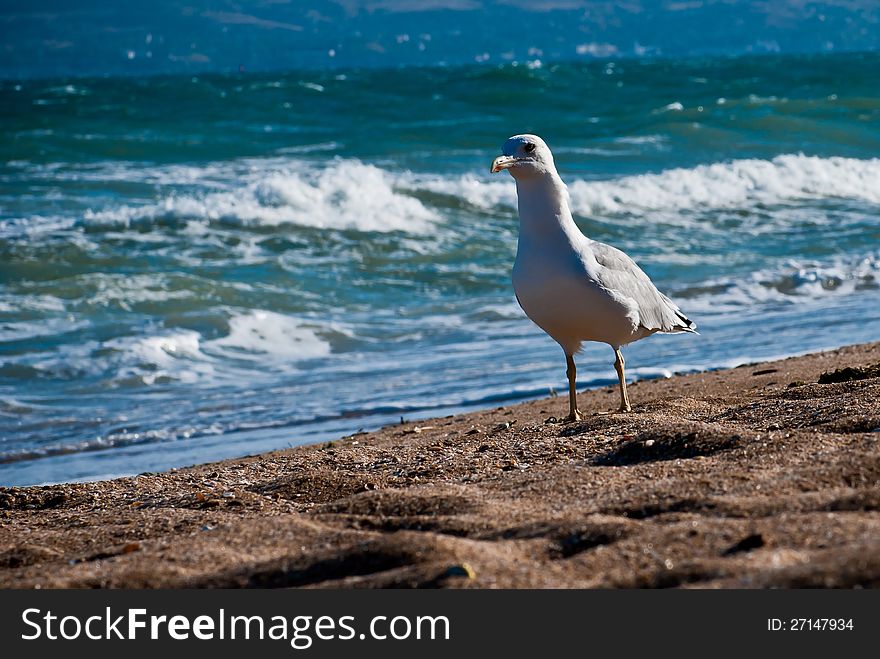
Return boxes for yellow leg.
[614,348,631,413]
[565,353,582,422]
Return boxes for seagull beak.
[491,155,517,173]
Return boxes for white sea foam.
[412,173,516,210]
[96,312,333,385]
[654,101,684,112]
[614,134,667,146]
[206,310,331,362]
[2,312,332,387]
[469,301,523,321]
[565,154,880,216]
[676,252,880,313]
[276,141,341,154]
[0,317,87,343]
[83,159,438,233]
[0,293,66,314]
[83,273,196,310]
[405,154,880,218]
[0,214,78,238]
[129,331,203,365]
[16,154,880,240]
[114,330,214,385]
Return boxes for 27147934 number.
[768,618,854,631]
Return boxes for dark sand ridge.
[1,342,879,588]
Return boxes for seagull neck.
[515,173,584,243]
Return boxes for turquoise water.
[2,52,879,486]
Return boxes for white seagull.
[491,134,696,421]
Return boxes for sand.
[1,341,879,588]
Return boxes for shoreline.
[4,340,866,489]
[1,341,879,588]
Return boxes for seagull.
[491,134,696,421]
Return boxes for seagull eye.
[524,143,536,153]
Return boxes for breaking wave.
[675,252,880,312]
[408,153,880,217]
[82,159,439,233]
[565,154,880,215]
[12,154,879,242]
[206,310,332,362]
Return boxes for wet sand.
[1,341,879,588]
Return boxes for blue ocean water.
[2,52,879,486]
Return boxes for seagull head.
[491,134,556,178]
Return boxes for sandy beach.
[1,341,879,589]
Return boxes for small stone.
[444,563,475,579]
[492,420,517,433]
[723,533,765,556]
[645,439,655,447]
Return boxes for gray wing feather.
[589,241,697,333]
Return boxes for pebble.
[444,563,475,579]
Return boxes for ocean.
[2,52,879,486]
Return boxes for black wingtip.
[675,311,697,333]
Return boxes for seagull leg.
[565,353,582,422]
[614,348,631,413]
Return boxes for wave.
[675,252,880,313]
[82,159,439,233]
[110,311,333,385]
[206,310,331,362]
[0,317,88,343]
[107,330,215,386]
[565,154,880,215]
[0,311,336,387]
[406,153,880,218]
[13,154,880,242]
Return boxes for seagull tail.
[656,293,698,335]
[671,310,698,335]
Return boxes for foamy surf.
[9,154,879,240]
[408,154,880,218]
[206,310,332,363]
[675,252,880,313]
[102,312,335,386]
[81,159,438,234]
[566,154,880,216]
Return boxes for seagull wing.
[588,241,697,334]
